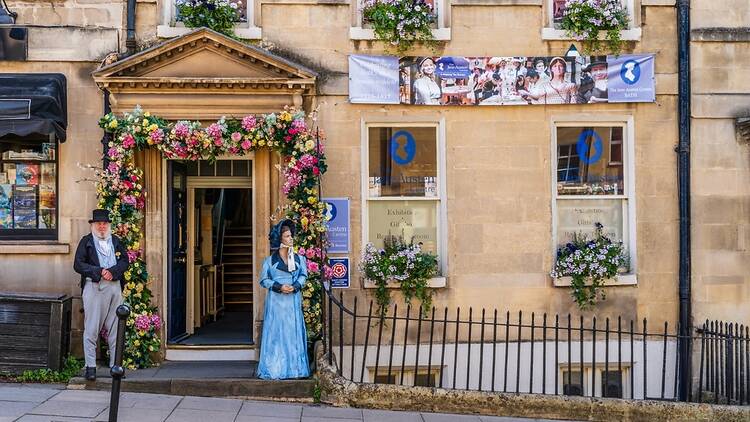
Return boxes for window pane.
[368,127,438,198]
[374,374,397,384]
[0,138,57,238]
[556,199,625,245]
[556,126,624,196]
[368,200,438,255]
[232,160,249,177]
[415,373,437,387]
[216,159,232,176]
[563,370,584,396]
[601,370,623,398]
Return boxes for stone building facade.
[0,0,744,367]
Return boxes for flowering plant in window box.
[359,235,438,317]
[361,0,437,54]
[560,0,629,54]
[551,223,629,309]
[176,0,242,39]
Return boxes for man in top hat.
[73,209,129,381]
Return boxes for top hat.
[88,209,111,224]
[583,56,608,71]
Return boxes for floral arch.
[97,107,329,369]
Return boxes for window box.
[544,0,639,42]
[158,0,262,39]
[351,0,451,42]
[349,27,452,41]
[553,273,637,287]
[363,276,447,289]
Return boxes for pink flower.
[206,123,223,140]
[298,247,306,256]
[107,147,120,159]
[214,138,224,147]
[150,128,164,144]
[134,314,151,331]
[312,167,320,176]
[174,122,189,137]
[130,175,138,182]
[122,134,136,149]
[107,162,120,173]
[122,195,137,206]
[241,140,252,150]
[324,264,334,280]
[307,260,320,273]
[150,314,162,330]
[241,116,257,131]
[231,132,242,142]
[127,250,140,263]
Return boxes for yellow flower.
[108,120,118,129]
[259,139,266,146]
[305,140,315,150]
[124,271,132,281]
[144,112,151,117]
[307,196,317,204]
[149,124,158,132]
[123,289,131,297]
[134,292,141,298]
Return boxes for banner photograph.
[349,54,655,106]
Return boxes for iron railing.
[697,320,750,405]
[322,290,748,405]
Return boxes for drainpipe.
[676,0,691,402]
[126,0,137,55]
[101,89,112,169]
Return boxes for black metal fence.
[697,320,750,405]
[322,291,748,406]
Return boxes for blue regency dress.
[256,252,310,379]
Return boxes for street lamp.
[0,0,18,25]
[565,44,580,58]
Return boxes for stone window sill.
[553,273,637,287]
[350,27,451,41]
[0,242,70,254]
[363,276,447,289]
[157,25,262,39]
[541,27,642,41]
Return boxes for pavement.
[0,383,571,422]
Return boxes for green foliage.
[312,379,322,403]
[360,235,438,317]
[552,223,629,309]
[16,356,83,383]
[560,0,629,54]
[176,0,241,39]
[362,0,437,54]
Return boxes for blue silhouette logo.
[620,60,641,85]
[576,129,603,165]
[325,202,337,222]
[390,130,416,165]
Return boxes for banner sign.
[323,197,350,254]
[349,54,655,106]
[329,257,350,288]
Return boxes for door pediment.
[92,28,317,118]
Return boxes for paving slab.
[29,400,107,418]
[94,407,174,422]
[239,400,303,418]
[303,405,363,419]
[0,385,61,402]
[234,416,300,422]
[15,415,95,422]
[302,418,363,422]
[177,395,243,412]
[422,413,483,422]
[0,400,38,420]
[53,389,111,403]
[119,392,182,410]
[363,409,424,422]
[164,408,238,422]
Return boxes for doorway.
[167,159,254,347]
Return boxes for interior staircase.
[222,226,253,312]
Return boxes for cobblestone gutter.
[315,344,750,422]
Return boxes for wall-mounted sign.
[323,197,350,254]
[329,257,350,288]
[349,54,656,106]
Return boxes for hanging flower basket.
[176,0,242,39]
[551,223,629,309]
[359,235,438,317]
[560,0,629,54]
[361,0,437,54]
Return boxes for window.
[350,0,450,41]
[561,367,628,398]
[552,121,636,278]
[0,135,58,240]
[363,124,446,275]
[158,0,261,39]
[543,0,640,41]
[371,368,440,386]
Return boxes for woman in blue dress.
[256,219,310,379]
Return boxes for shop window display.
[554,126,628,247]
[366,126,442,263]
[0,136,58,240]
